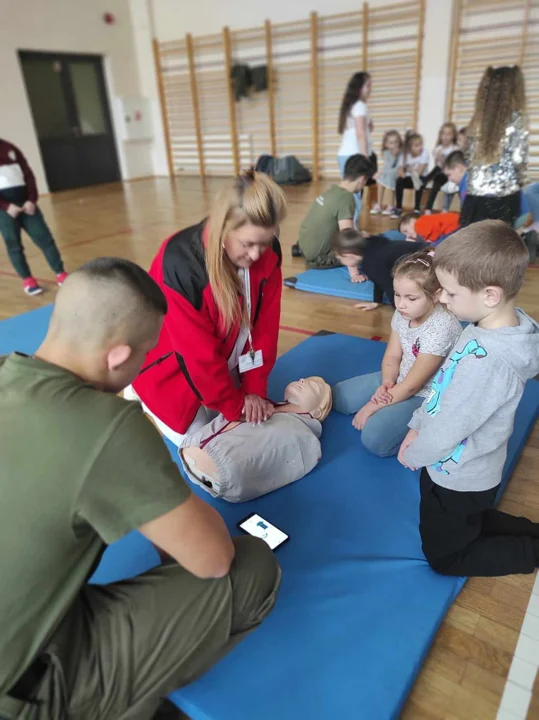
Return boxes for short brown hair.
[393,249,440,303]
[433,220,528,299]
[444,150,466,170]
[332,228,369,256]
[398,213,416,233]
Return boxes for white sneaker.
[382,206,394,216]
[424,209,432,215]
[370,204,382,215]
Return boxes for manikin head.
[283,376,332,421]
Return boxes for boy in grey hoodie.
[398,220,539,576]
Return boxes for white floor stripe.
[497,570,539,720]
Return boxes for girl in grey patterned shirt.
[332,249,461,457]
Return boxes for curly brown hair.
[468,66,526,165]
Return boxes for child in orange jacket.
[399,212,460,243]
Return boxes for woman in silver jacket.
[461,65,528,227]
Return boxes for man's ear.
[484,286,503,308]
[311,407,322,419]
[107,344,132,372]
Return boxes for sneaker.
[382,206,395,216]
[391,208,403,219]
[413,209,421,216]
[23,277,43,296]
[370,203,382,215]
[56,271,68,286]
[291,243,302,258]
[424,209,432,215]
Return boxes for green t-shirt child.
[297,185,356,264]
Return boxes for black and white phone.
[237,513,289,551]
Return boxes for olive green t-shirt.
[0,353,191,695]
[297,184,356,262]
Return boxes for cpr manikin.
[180,376,332,502]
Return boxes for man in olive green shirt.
[0,258,280,720]
[295,154,373,270]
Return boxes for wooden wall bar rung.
[265,20,277,156]
[412,0,425,128]
[223,26,240,175]
[362,3,368,69]
[310,11,320,180]
[186,33,205,178]
[152,39,174,176]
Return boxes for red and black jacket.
[133,221,282,434]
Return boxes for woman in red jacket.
[132,170,287,445]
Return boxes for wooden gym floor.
[1,176,538,719]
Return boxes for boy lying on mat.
[332,228,426,310]
[398,212,460,244]
[180,377,331,502]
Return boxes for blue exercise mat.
[285,266,392,303]
[1,311,538,719]
[0,305,52,355]
[95,334,537,720]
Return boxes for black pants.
[422,167,449,211]
[419,469,539,577]
[395,176,426,211]
[460,191,520,228]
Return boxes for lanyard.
[243,268,255,360]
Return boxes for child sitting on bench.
[399,221,539,576]
[332,249,461,457]
[293,154,374,278]
[398,212,460,243]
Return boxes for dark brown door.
[19,51,120,192]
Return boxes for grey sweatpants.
[0,537,280,720]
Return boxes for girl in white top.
[393,132,430,217]
[337,72,374,226]
[332,249,462,457]
[421,122,459,214]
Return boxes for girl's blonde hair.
[436,122,457,147]
[207,169,287,332]
[381,129,403,154]
[468,65,526,164]
[392,249,441,304]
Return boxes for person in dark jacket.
[131,170,287,445]
[332,228,426,309]
[0,138,67,296]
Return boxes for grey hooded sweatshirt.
[404,308,539,492]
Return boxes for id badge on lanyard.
[238,268,264,374]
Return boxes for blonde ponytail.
[206,170,287,332]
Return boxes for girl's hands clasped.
[371,381,395,405]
